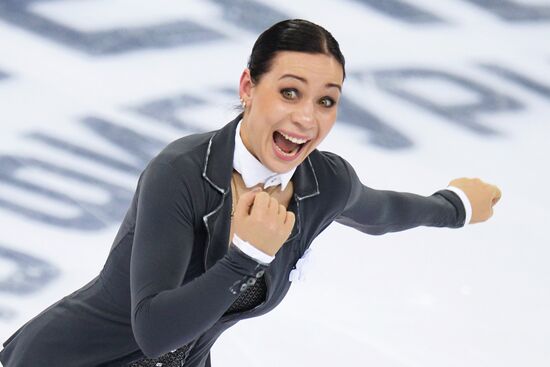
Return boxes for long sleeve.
[334,157,466,235]
[130,160,268,358]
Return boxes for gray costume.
[0,113,466,366]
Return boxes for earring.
[240,98,246,109]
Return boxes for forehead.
[267,51,344,85]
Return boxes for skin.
[232,51,502,256]
[449,177,501,224]
[239,51,343,174]
[233,51,343,255]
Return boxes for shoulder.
[308,149,354,180]
[306,149,356,209]
[134,131,218,220]
[144,130,215,178]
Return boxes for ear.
[239,68,254,105]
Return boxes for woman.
[0,19,501,367]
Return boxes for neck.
[240,117,259,162]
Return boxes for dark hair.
[247,19,346,83]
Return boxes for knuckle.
[267,222,278,232]
[253,212,264,222]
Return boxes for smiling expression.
[239,51,344,173]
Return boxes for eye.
[319,97,336,108]
[281,88,298,100]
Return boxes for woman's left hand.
[448,177,502,224]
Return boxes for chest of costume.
[198,186,310,316]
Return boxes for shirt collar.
[233,118,296,191]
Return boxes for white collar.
[233,118,296,191]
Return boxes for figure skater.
[0,18,501,367]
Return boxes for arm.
[334,157,466,235]
[130,160,268,358]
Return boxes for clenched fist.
[233,190,296,256]
[449,177,502,224]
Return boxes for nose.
[291,100,315,129]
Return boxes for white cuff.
[446,186,472,226]
[232,233,275,264]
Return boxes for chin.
[269,155,307,173]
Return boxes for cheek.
[251,99,284,129]
[254,89,279,109]
[319,118,336,138]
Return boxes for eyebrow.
[279,74,342,92]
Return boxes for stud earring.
[240,98,246,109]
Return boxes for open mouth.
[272,130,309,157]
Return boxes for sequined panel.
[128,343,191,367]
[224,274,267,315]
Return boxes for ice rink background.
[0,0,549,366]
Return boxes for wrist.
[446,185,473,225]
[232,233,275,265]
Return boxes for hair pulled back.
[247,19,346,83]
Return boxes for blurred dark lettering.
[373,68,524,136]
[0,155,131,229]
[338,95,414,149]
[351,0,443,23]
[480,64,550,100]
[210,0,290,32]
[462,0,550,22]
[131,94,207,132]
[0,0,224,55]
[0,244,60,295]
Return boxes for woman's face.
[239,51,343,173]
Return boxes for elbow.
[139,346,163,360]
[135,341,161,360]
[357,224,389,235]
[132,318,162,359]
[336,216,389,236]
[131,302,165,359]
[131,300,196,359]
[364,228,387,236]
[352,223,392,236]
[132,320,194,359]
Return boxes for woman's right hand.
[233,189,296,256]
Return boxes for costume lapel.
[201,113,321,270]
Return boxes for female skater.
[0,19,501,367]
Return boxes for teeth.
[279,131,309,145]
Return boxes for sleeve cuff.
[232,233,275,265]
[446,186,472,225]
